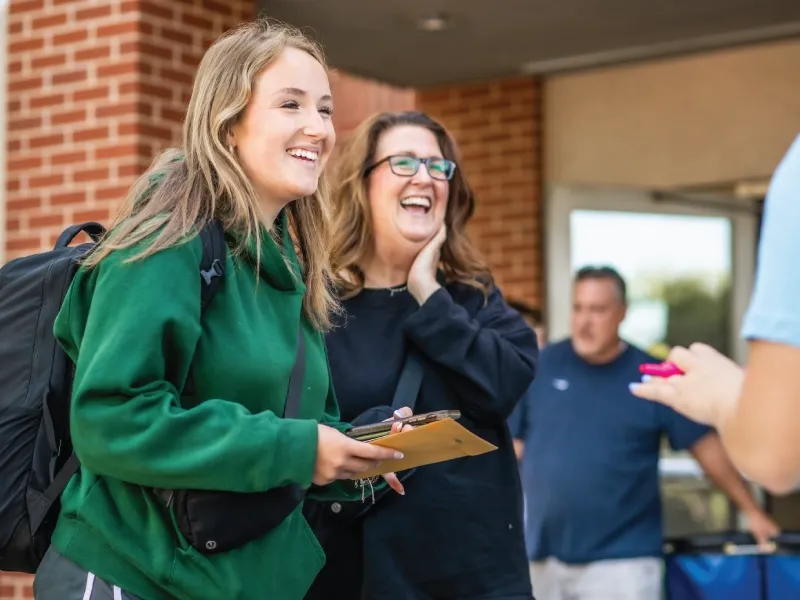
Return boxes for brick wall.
[417,77,543,308]
[329,69,416,139]
[5,0,253,264]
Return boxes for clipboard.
[349,417,497,479]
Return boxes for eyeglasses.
[364,155,457,181]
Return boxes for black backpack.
[0,219,226,574]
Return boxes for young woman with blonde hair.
[32,19,406,600]
[305,111,539,600]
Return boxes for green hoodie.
[51,214,362,600]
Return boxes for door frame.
[544,184,759,364]
[0,0,7,265]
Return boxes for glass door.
[545,184,760,537]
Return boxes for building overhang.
[261,0,800,87]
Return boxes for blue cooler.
[763,533,800,600]
[665,532,800,600]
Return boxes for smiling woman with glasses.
[302,111,538,600]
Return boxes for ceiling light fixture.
[417,14,449,32]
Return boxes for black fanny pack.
[158,327,307,555]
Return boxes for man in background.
[512,265,779,600]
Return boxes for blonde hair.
[330,111,492,299]
[84,19,337,330]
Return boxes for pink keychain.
[639,361,684,378]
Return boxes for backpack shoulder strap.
[391,348,424,412]
[180,220,226,397]
[282,325,306,419]
[197,219,226,314]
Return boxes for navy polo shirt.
[509,339,711,564]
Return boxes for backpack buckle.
[200,259,223,286]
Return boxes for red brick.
[53,69,87,86]
[53,30,88,46]
[52,108,87,125]
[8,116,42,131]
[10,0,45,12]
[8,156,43,170]
[32,12,69,29]
[160,26,193,45]
[76,5,113,21]
[160,106,186,123]
[120,0,138,13]
[51,192,87,206]
[51,150,87,165]
[97,21,139,38]
[96,102,146,118]
[29,174,65,189]
[8,37,44,56]
[7,237,41,251]
[183,13,213,30]
[139,123,174,140]
[119,81,172,100]
[203,0,232,16]
[73,86,110,102]
[74,167,110,182]
[8,60,23,74]
[96,186,131,201]
[31,213,67,228]
[136,40,175,61]
[9,76,43,93]
[160,67,193,86]
[75,46,112,61]
[119,163,144,177]
[73,126,109,142]
[8,196,42,212]
[32,53,68,69]
[98,61,139,78]
[74,208,112,223]
[92,143,140,159]
[141,0,174,20]
[29,133,64,149]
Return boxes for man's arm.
[508,383,533,461]
[690,432,780,545]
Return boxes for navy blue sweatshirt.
[318,282,538,600]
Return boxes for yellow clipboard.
[349,418,497,479]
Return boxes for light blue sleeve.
[741,134,800,347]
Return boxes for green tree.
[653,277,732,355]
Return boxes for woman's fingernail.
[393,410,404,418]
[641,374,652,382]
[394,452,404,460]
[628,383,640,392]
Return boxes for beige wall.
[544,39,800,190]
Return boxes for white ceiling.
[261,0,800,87]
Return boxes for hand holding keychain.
[630,344,744,427]
[639,361,685,378]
